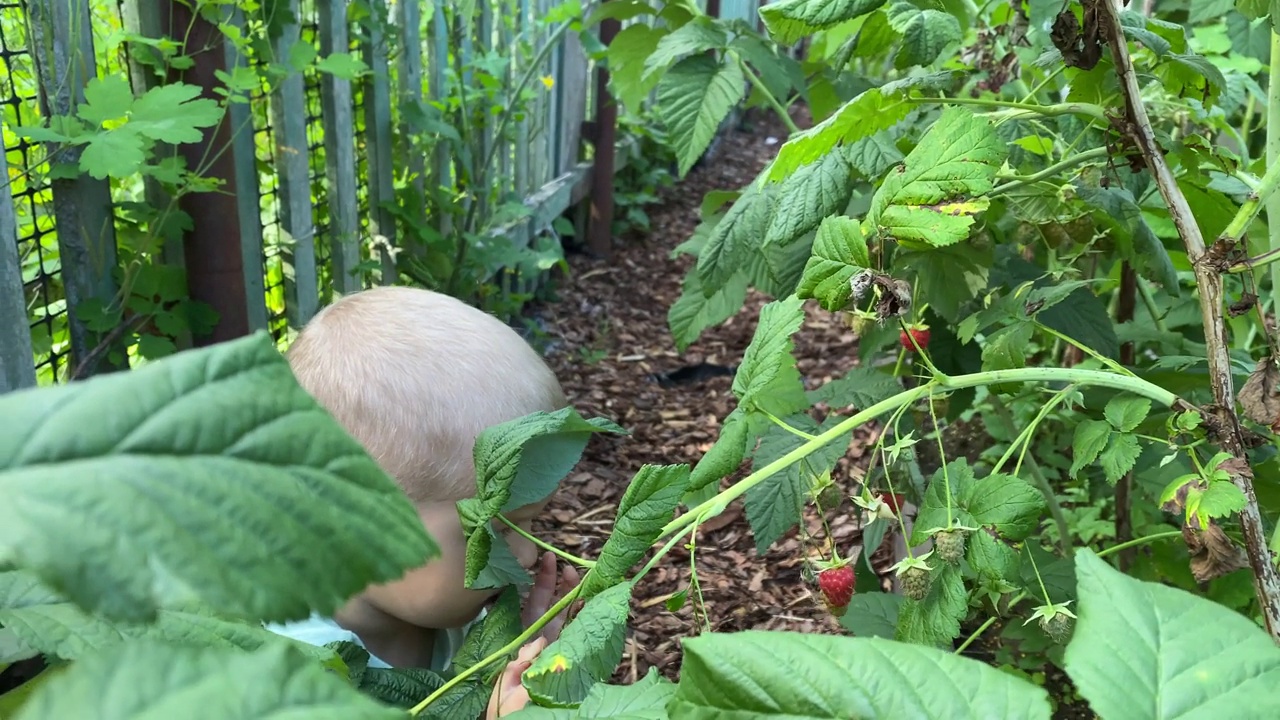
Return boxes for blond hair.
[285,286,567,503]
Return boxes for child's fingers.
[485,638,548,720]
[522,552,558,628]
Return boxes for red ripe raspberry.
[817,564,855,613]
[899,326,930,351]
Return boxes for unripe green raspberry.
[901,566,931,601]
[1040,613,1075,644]
[935,529,967,565]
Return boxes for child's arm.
[486,553,581,719]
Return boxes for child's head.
[285,286,566,631]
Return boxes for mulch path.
[526,106,901,683]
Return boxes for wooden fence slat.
[557,27,587,176]
[27,0,121,376]
[0,151,36,393]
[429,2,452,237]
[362,0,397,285]
[397,0,424,199]
[222,7,269,330]
[477,0,494,222]
[317,0,361,296]
[271,0,319,327]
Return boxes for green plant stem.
[409,583,584,716]
[1229,247,1280,274]
[739,58,800,134]
[1267,31,1280,296]
[1097,530,1183,559]
[1219,155,1280,249]
[1136,275,1168,331]
[905,96,1108,122]
[987,393,1074,555]
[1034,321,1136,378]
[954,591,1026,655]
[497,514,596,568]
[661,367,1180,540]
[991,147,1110,196]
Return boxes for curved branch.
[1095,0,1280,641]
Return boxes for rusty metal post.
[585,17,620,259]
[158,0,250,345]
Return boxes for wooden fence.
[0,0,761,393]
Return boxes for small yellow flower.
[540,75,555,89]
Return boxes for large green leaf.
[796,215,871,311]
[606,24,665,115]
[731,295,808,418]
[910,459,1045,545]
[1064,550,1280,718]
[658,54,746,177]
[760,0,887,44]
[668,269,749,352]
[523,582,633,707]
[807,365,901,410]
[643,17,729,81]
[13,640,404,720]
[0,571,334,664]
[510,668,675,719]
[896,564,968,647]
[765,87,909,182]
[745,415,849,553]
[867,108,1005,249]
[838,592,904,638]
[0,332,434,624]
[886,1,962,67]
[582,465,690,597]
[670,631,1051,718]
[765,149,855,247]
[686,408,750,497]
[696,183,776,295]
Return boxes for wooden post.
[272,0,319,327]
[397,0,425,200]
[157,0,250,346]
[585,16,620,259]
[317,0,361,296]
[26,0,121,375]
[363,0,398,285]
[0,151,36,393]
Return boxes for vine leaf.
[642,17,728,81]
[12,641,405,720]
[581,465,690,598]
[1104,396,1151,433]
[896,565,967,647]
[657,54,746,176]
[0,332,435,624]
[867,107,1006,250]
[606,24,666,115]
[796,215,871,311]
[1064,549,1280,718]
[696,183,777,296]
[808,365,901,410]
[686,408,750,498]
[745,415,848,553]
[759,0,888,45]
[764,87,910,182]
[1070,420,1112,476]
[886,1,962,68]
[732,295,809,420]
[668,270,749,352]
[523,582,632,707]
[838,593,903,639]
[670,630,1052,718]
[512,668,675,719]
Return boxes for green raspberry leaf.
[356,667,446,709]
[911,460,1045,545]
[796,215,870,311]
[1071,419,1113,477]
[524,582,632,707]
[607,24,665,115]
[473,406,627,514]
[867,107,1005,249]
[0,332,435,624]
[464,524,533,589]
[696,184,776,295]
[658,54,746,177]
[886,1,962,67]
[760,0,888,45]
[745,415,849,553]
[1099,433,1142,485]
[838,593,904,639]
[13,641,405,720]
[894,241,993,323]
[643,17,729,80]
[765,148,855,247]
[687,408,750,497]
[808,365,901,410]
[668,269,749,352]
[671,630,1051,718]
[765,87,910,182]
[966,531,1022,586]
[732,295,808,418]
[1196,480,1247,522]
[1064,549,1280,719]
[845,131,905,178]
[450,585,523,674]
[582,465,690,597]
[1104,396,1152,433]
[897,564,968,648]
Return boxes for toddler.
[267,286,578,717]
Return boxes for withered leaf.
[1182,521,1250,584]
[1237,358,1280,431]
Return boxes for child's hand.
[486,553,580,718]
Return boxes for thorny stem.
[1228,247,1280,275]
[497,514,595,568]
[661,367,1180,541]
[987,393,1075,556]
[927,387,954,529]
[904,96,1108,123]
[1267,30,1280,301]
[409,582,584,715]
[991,147,1110,196]
[1218,156,1280,249]
[1097,0,1280,641]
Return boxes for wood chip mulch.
[525,106,900,684]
